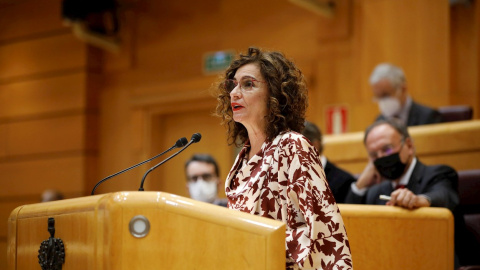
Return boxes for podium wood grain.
[8,192,286,270]
[339,204,454,270]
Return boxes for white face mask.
[188,179,217,203]
[378,96,401,118]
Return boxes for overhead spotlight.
[62,0,121,52]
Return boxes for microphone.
[138,133,202,191]
[90,137,188,195]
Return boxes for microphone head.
[176,137,188,148]
[191,133,202,143]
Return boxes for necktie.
[395,184,406,190]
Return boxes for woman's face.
[229,63,269,132]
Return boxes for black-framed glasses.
[188,173,215,182]
[224,77,264,93]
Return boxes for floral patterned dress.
[225,131,353,270]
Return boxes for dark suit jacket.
[345,160,459,212]
[324,160,356,203]
[376,100,442,126]
[213,198,228,207]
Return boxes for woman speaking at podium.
[215,47,352,269]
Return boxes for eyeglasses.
[368,139,405,160]
[188,173,215,182]
[224,77,264,93]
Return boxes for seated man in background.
[370,63,442,126]
[184,153,228,207]
[302,121,356,203]
[41,189,64,202]
[345,118,458,212]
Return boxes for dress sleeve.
[283,136,352,269]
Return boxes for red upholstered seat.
[438,105,473,123]
[456,169,480,269]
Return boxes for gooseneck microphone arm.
[90,137,188,195]
[138,133,201,191]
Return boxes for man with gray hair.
[370,63,442,126]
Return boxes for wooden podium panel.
[339,204,454,270]
[8,192,286,270]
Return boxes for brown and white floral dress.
[226,131,353,270]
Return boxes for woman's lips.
[231,103,244,111]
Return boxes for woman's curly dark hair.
[214,47,308,146]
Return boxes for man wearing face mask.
[185,153,228,207]
[370,63,442,126]
[345,119,458,212]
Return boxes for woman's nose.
[230,85,241,98]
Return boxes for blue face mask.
[373,152,407,180]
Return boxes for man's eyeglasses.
[188,173,215,182]
[369,139,405,160]
[224,77,264,93]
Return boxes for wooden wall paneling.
[357,0,450,110]
[129,76,218,109]
[0,0,65,42]
[82,72,101,195]
[0,124,5,158]
[0,1,96,269]
[133,0,320,83]
[110,108,156,194]
[96,84,137,195]
[147,109,231,199]
[143,112,167,193]
[450,3,479,117]
[317,0,351,41]
[0,72,87,119]
[100,8,137,73]
[313,0,377,133]
[84,152,99,196]
[312,46,370,132]
[0,156,85,197]
[94,108,163,194]
[0,240,6,270]
[4,114,85,157]
[0,34,86,82]
[134,0,221,82]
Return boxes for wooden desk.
[339,204,454,270]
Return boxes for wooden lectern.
[8,192,286,269]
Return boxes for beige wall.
[1,0,479,268]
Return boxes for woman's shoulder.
[276,131,313,148]
[277,130,307,140]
